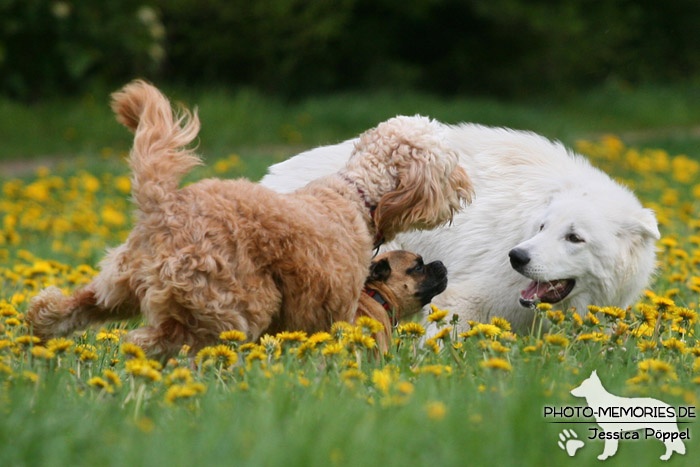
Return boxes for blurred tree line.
[1,0,698,101]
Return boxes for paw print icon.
[558,429,584,457]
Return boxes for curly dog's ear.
[375,156,472,241]
[375,160,441,241]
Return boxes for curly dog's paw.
[27,286,71,339]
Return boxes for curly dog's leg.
[27,246,138,340]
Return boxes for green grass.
[1,82,699,180]
[2,85,700,466]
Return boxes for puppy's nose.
[427,260,447,278]
[509,248,530,270]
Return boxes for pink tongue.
[521,281,559,300]
[520,281,549,300]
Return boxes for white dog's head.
[509,188,659,311]
[342,116,473,243]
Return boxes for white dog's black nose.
[509,248,530,270]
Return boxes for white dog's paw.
[557,429,584,457]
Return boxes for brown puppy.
[356,250,447,352]
[27,80,471,357]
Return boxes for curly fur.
[27,80,472,357]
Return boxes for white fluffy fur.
[262,122,660,331]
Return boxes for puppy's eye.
[566,233,585,243]
[539,224,544,231]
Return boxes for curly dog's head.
[343,116,472,242]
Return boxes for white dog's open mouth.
[519,279,575,307]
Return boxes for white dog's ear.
[636,208,661,240]
[621,208,660,240]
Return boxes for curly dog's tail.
[111,80,202,212]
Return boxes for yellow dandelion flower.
[96,329,120,343]
[596,306,626,320]
[638,359,676,379]
[427,305,448,323]
[572,313,583,326]
[15,335,41,346]
[114,176,131,194]
[344,328,376,350]
[397,381,414,395]
[536,303,552,311]
[31,346,55,360]
[584,312,600,326]
[653,296,675,310]
[372,368,393,393]
[308,332,332,346]
[275,331,308,343]
[523,341,542,353]
[259,335,282,359]
[103,369,122,388]
[460,323,501,339]
[546,310,565,324]
[0,362,13,376]
[576,332,609,343]
[196,344,238,367]
[489,340,511,353]
[47,337,73,353]
[330,321,354,340]
[0,304,18,317]
[121,343,146,360]
[355,316,384,334]
[245,349,266,367]
[491,317,511,331]
[321,341,345,357]
[661,337,687,353]
[544,334,569,347]
[0,339,15,352]
[425,401,447,421]
[637,340,657,352]
[340,368,367,383]
[23,371,39,383]
[433,327,452,341]
[627,373,651,385]
[420,365,452,376]
[499,331,517,342]
[424,338,440,354]
[220,329,247,342]
[164,382,206,404]
[165,367,194,386]
[480,357,512,372]
[125,359,162,382]
[675,308,698,323]
[396,322,425,338]
[87,377,113,393]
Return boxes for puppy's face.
[367,250,448,318]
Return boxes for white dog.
[571,371,686,461]
[261,122,659,331]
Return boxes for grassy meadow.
[1,85,700,466]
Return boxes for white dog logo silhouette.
[570,370,686,461]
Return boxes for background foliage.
[1,0,699,100]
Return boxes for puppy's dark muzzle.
[417,261,448,305]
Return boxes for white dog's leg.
[598,437,618,460]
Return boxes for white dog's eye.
[565,233,585,243]
[539,224,544,231]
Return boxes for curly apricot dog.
[27,80,472,357]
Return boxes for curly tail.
[111,80,202,212]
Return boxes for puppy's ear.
[368,258,392,283]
